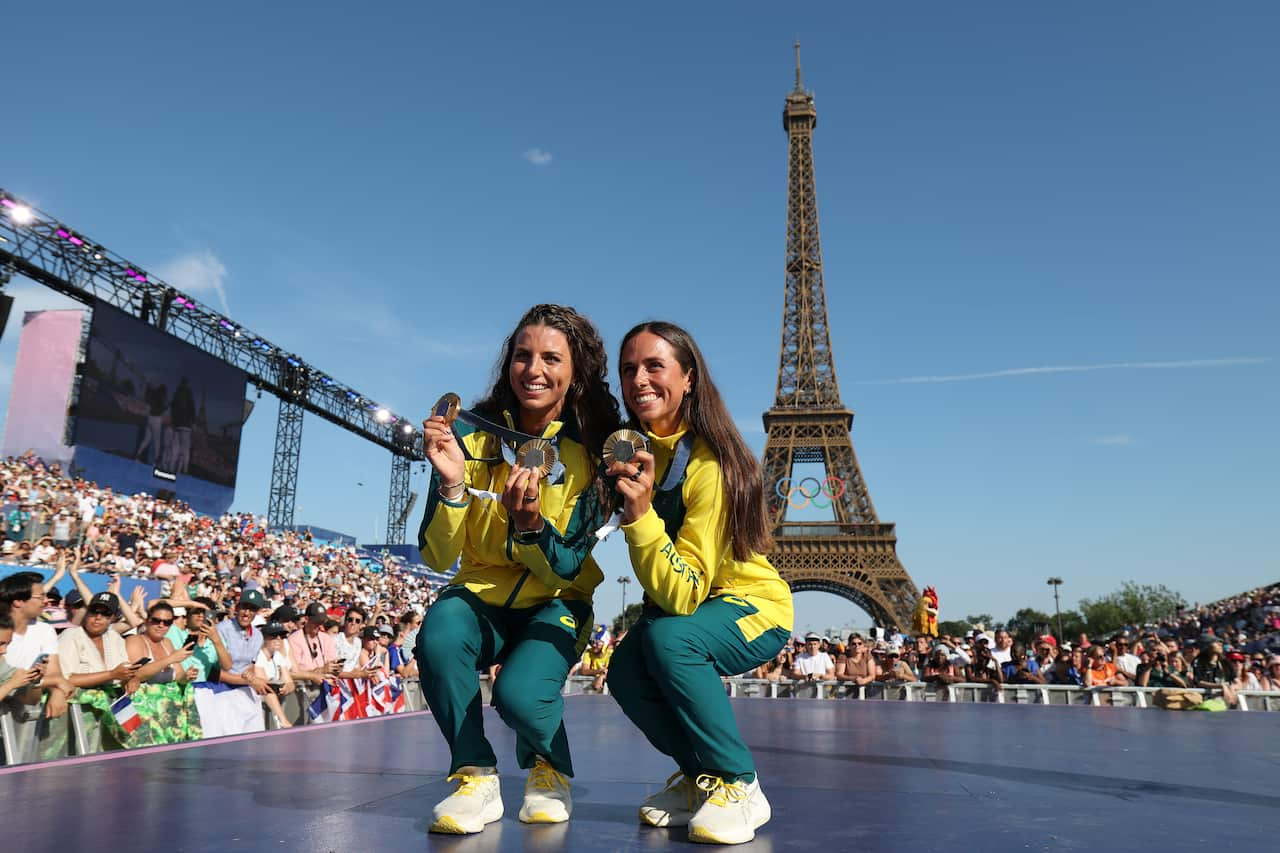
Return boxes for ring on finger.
[629,472,642,482]
[522,494,538,504]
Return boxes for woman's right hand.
[111,661,143,683]
[4,667,40,691]
[421,416,466,487]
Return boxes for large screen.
[74,302,247,488]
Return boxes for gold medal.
[516,439,557,477]
[431,392,461,425]
[602,429,648,467]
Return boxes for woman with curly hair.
[415,304,619,834]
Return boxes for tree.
[935,614,996,638]
[1005,608,1054,646]
[1078,582,1187,636]
[611,603,645,637]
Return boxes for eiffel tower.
[761,45,920,630]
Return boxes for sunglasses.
[149,617,175,627]
[87,607,114,617]
[345,617,364,624]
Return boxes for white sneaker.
[639,771,706,827]
[519,757,572,823]
[687,774,771,845]
[430,768,503,834]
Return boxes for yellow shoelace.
[446,773,490,797]
[528,761,567,792]
[695,774,747,807]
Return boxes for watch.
[513,522,545,545]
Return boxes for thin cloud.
[523,148,553,167]
[156,250,231,314]
[1090,434,1134,447]
[860,357,1269,385]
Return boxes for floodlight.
[8,204,33,225]
[375,408,391,423]
[402,424,413,435]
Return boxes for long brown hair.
[619,321,773,560]
[473,304,621,457]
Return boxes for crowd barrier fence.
[4,676,1277,767]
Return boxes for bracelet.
[438,482,466,501]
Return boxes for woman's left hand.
[501,465,543,534]
[607,450,655,524]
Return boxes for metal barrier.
[6,676,1277,767]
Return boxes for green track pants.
[414,586,591,777]
[606,595,789,782]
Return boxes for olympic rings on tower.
[773,476,849,509]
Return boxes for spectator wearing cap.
[834,633,878,686]
[63,589,87,628]
[357,625,390,681]
[288,602,341,690]
[571,627,613,693]
[876,647,916,683]
[1261,656,1280,692]
[57,592,141,749]
[921,644,962,688]
[791,633,836,681]
[963,642,1002,688]
[201,587,269,736]
[1032,635,1057,668]
[253,622,296,728]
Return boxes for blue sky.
[2,2,1277,634]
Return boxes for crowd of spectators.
[741,586,1280,704]
[2,449,1278,762]
[0,452,434,757]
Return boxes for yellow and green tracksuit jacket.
[620,424,794,636]
[418,413,606,609]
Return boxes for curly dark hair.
[472,304,621,457]
[618,321,773,560]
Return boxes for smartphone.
[33,653,50,667]
[183,635,199,650]
[133,657,152,666]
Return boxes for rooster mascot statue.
[911,586,939,637]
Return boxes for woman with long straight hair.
[604,320,793,845]
[415,304,619,835]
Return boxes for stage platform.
[2,697,1276,851]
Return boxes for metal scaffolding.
[0,189,423,536]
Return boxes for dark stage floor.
[3,697,1277,852]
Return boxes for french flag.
[111,695,142,735]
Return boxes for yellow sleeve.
[621,460,723,617]
[416,457,481,572]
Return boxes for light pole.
[617,576,631,632]
[1047,577,1064,643]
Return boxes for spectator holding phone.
[0,613,44,702]
[122,602,202,746]
[0,571,74,721]
[253,622,296,728]
[57,592,141,749]
[288,602,341,689]
[201,588,268,736]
